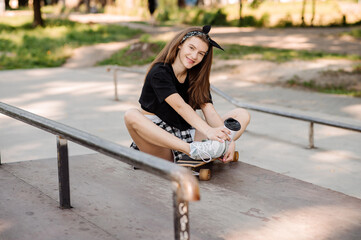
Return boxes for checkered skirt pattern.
[130,116,194,162]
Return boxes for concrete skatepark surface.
[1,66,360,239]
[1,154,361,240]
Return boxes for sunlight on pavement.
[317,126,356,137]
[0,219,13,236]
[311,150,359,164]
[97,102,138,112]
[343,104,361,120]
[40,81,112,96]
[23,101,65,119]
[224,205,360,240]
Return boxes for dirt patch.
[312,69,361,91]
[125,42,162,61]
[212,59,361,93]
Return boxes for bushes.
[156,7,269,27]
[202,9,228,26]
[239,13,269,27]
[156,8,228,26]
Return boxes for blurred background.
[1,0,361,27]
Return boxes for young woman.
[125,25,250,163]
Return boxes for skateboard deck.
[176,151,239,181]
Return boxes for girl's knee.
[233,108,251,124]
[124,108,142,126]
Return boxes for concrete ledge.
[0,165,117,240]
[1,153,361,240]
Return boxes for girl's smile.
[176,37,209,70]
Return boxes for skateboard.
[176,151,239,181]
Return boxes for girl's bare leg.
[124,109,190,161]
[221,108,250,141]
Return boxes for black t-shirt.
[139,63,192,130]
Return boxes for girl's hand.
[221,141,236,163]
[206,126,231,143]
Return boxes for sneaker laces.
[192,144,213,163]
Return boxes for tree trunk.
[239,0,243,26]
[301,0,307,27]
[178,0,186,8]
[148,0,157,15]
[310,0,316,26]
[33,0,44,27]
[18,0,28,7]
[86,0,90,13]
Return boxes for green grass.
[99,41,166,66]
[216,44,361,62]
[214,44,361,62]
[98,36,166,66]
[287,77,361,97]
[99,38,361,67]
[320,88,361,97]
[344,29,361,39]
[0,17,142,70]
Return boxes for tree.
[239,0,244,26]
[301,0,307,26]
[196,0,203,6]
[310,0,316,27]
[75,0,91,13]
[18,0,28,7]
[240,0,264,26]
[33,0,44,27]
[148,0,157,15]
[178,0,186,8]
[148,0,157,25]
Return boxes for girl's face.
[177,36,209,69]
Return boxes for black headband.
[180,25,224,51]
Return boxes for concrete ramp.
[1,154,361,240]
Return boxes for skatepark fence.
[0,101,199,240]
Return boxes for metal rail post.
[57,135,71,209]
[173,184,190,240]
[113,68,119,101]
[309,122,314,149]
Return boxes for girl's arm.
[165,93,230,142]
[200,103,223,128]
[201,103,236,163]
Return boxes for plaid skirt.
[130,115,195,162]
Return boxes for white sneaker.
[189,140,228,162]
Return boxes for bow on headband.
[181,25,224,51]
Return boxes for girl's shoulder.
[148,63,174,79]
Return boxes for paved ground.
[0,15,361,239]
[2,153,361,240]
[0,66,360,197]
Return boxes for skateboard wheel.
[233,151,239,162]
[199,169,211,181]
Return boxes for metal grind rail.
[211,85,361,148]
[0,102,199,240]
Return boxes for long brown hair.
[147,27,213,109]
